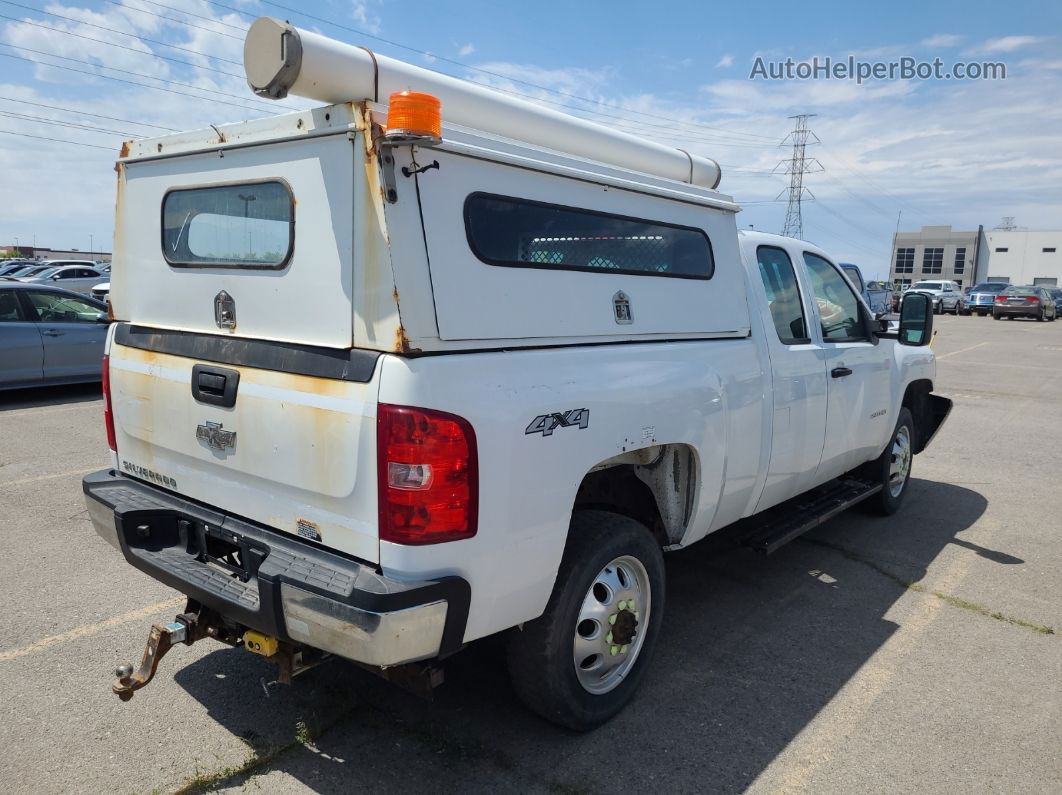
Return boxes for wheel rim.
[888,425,912,498]
[572,555,652,695]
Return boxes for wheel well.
[573,444,697,547]
[902,378,934,453]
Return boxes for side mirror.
[95,312,110,324]
[51,274,61,281]
[898,292,933,346]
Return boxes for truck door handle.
[831,366,853,378]
[191,364,240,408]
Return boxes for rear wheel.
[1037,310,1046,322]
[860,407,914,516]
[507,510,665,731]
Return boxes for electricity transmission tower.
[775,114,822,239]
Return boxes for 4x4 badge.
[525,409,590,437]
[196,421,236,451]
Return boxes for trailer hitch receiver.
[112,612,206,701]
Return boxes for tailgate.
[108,329,381,563]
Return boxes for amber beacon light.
[384,91,442,145]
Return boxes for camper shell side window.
[463,192,714,280]
[161,179,295,270]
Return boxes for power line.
[0,44,278,109]
[0,51,278,115]
[0,13,246,78]
[0,126,114,149]
[0,94,177,131]
[132,0,247,32]
[0,0,241,65]
[0,108,134,136]
[99,0,242,40]
[202,0,778,143]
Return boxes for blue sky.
[1,0,1060,278]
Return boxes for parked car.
[963,281,1008,315]
[902,280,963,314]
[0,259,38,277]
[83,18,952,731]
[3,263,53,280]
[992,286,1058,321]
[19,262,107,295]
[1045,287,1062,315]
[839,263,892,315]
[0,283,109,389]
[91,281,110,302]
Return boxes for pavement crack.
[800,538,1056,636]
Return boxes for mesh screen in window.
[464,193,714,279]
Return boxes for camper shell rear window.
[162,179,294,269]
[464,193,714,280]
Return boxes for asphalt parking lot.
[1,315,1060,794]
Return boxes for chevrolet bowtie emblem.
[196,421,236,451]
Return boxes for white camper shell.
[87,18,951,730]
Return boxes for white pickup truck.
[84,18,951,730]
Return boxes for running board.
[735,478,882,555]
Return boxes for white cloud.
[967,35,1047,55]
[350,0,382,35]
[921,33,963,48]
[716,54,734,68]
[458,43,475,57]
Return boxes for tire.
[1037,310,1045,322]
[993,313,1002,320]
[952,302,960,315]
[860,407,915,516]
[507,510,665,731]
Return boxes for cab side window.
[803,252,866,341]
[756,245,808,344]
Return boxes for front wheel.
[507,510,665,731]
[860,407,915,516]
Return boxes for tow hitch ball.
[112,611,208,701]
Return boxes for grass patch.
[802,538,1056,636]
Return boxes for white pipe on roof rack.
[243,17,721,191]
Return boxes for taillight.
[1026,297,1040,304]
[995,295,1007,303]
[101,354,116,451]
[377,404,478,544]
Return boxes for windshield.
[33,267,61,279]
[21,266,51,277]
[912,281,943,290]
[972,283,1007,292]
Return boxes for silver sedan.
[18,262,108,295]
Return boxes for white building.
[976,230,1062,286]
[890,225,1062,289]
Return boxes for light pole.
[90,234,94,260]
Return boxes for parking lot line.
[935,341,989,361]
[1,467,99,488]
[0,596,185,664]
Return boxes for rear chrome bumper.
[83,470,469,667]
